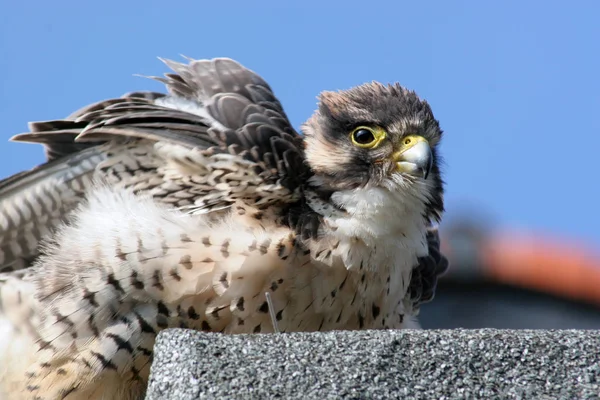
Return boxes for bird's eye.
[353,129,375,145]
[350,126,386,148]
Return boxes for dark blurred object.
[421,219,600,329]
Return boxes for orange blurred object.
[481,233,600,305]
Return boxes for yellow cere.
[399,135,428,151]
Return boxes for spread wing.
[0,58,309,272]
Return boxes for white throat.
[330,186,427,242]
[307,184,430,268]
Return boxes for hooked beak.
[392,135,433,179]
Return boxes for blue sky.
[1,1,599,245]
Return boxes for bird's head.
[302,82,444,223]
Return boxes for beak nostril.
[404,138,411,145]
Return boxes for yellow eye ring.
[350,126,387,149]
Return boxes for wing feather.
[1,57,309,271]
[408,227,449,307]
[0,148,106,272]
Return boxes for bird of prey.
[0,57,448,399]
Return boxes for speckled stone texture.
[145,329,600,399]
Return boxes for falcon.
[0,57,448,399]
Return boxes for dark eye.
[349,126,386,148]
[352,129,376,145]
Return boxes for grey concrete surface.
[145,328,600,399]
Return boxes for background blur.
[1,1,599,328]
